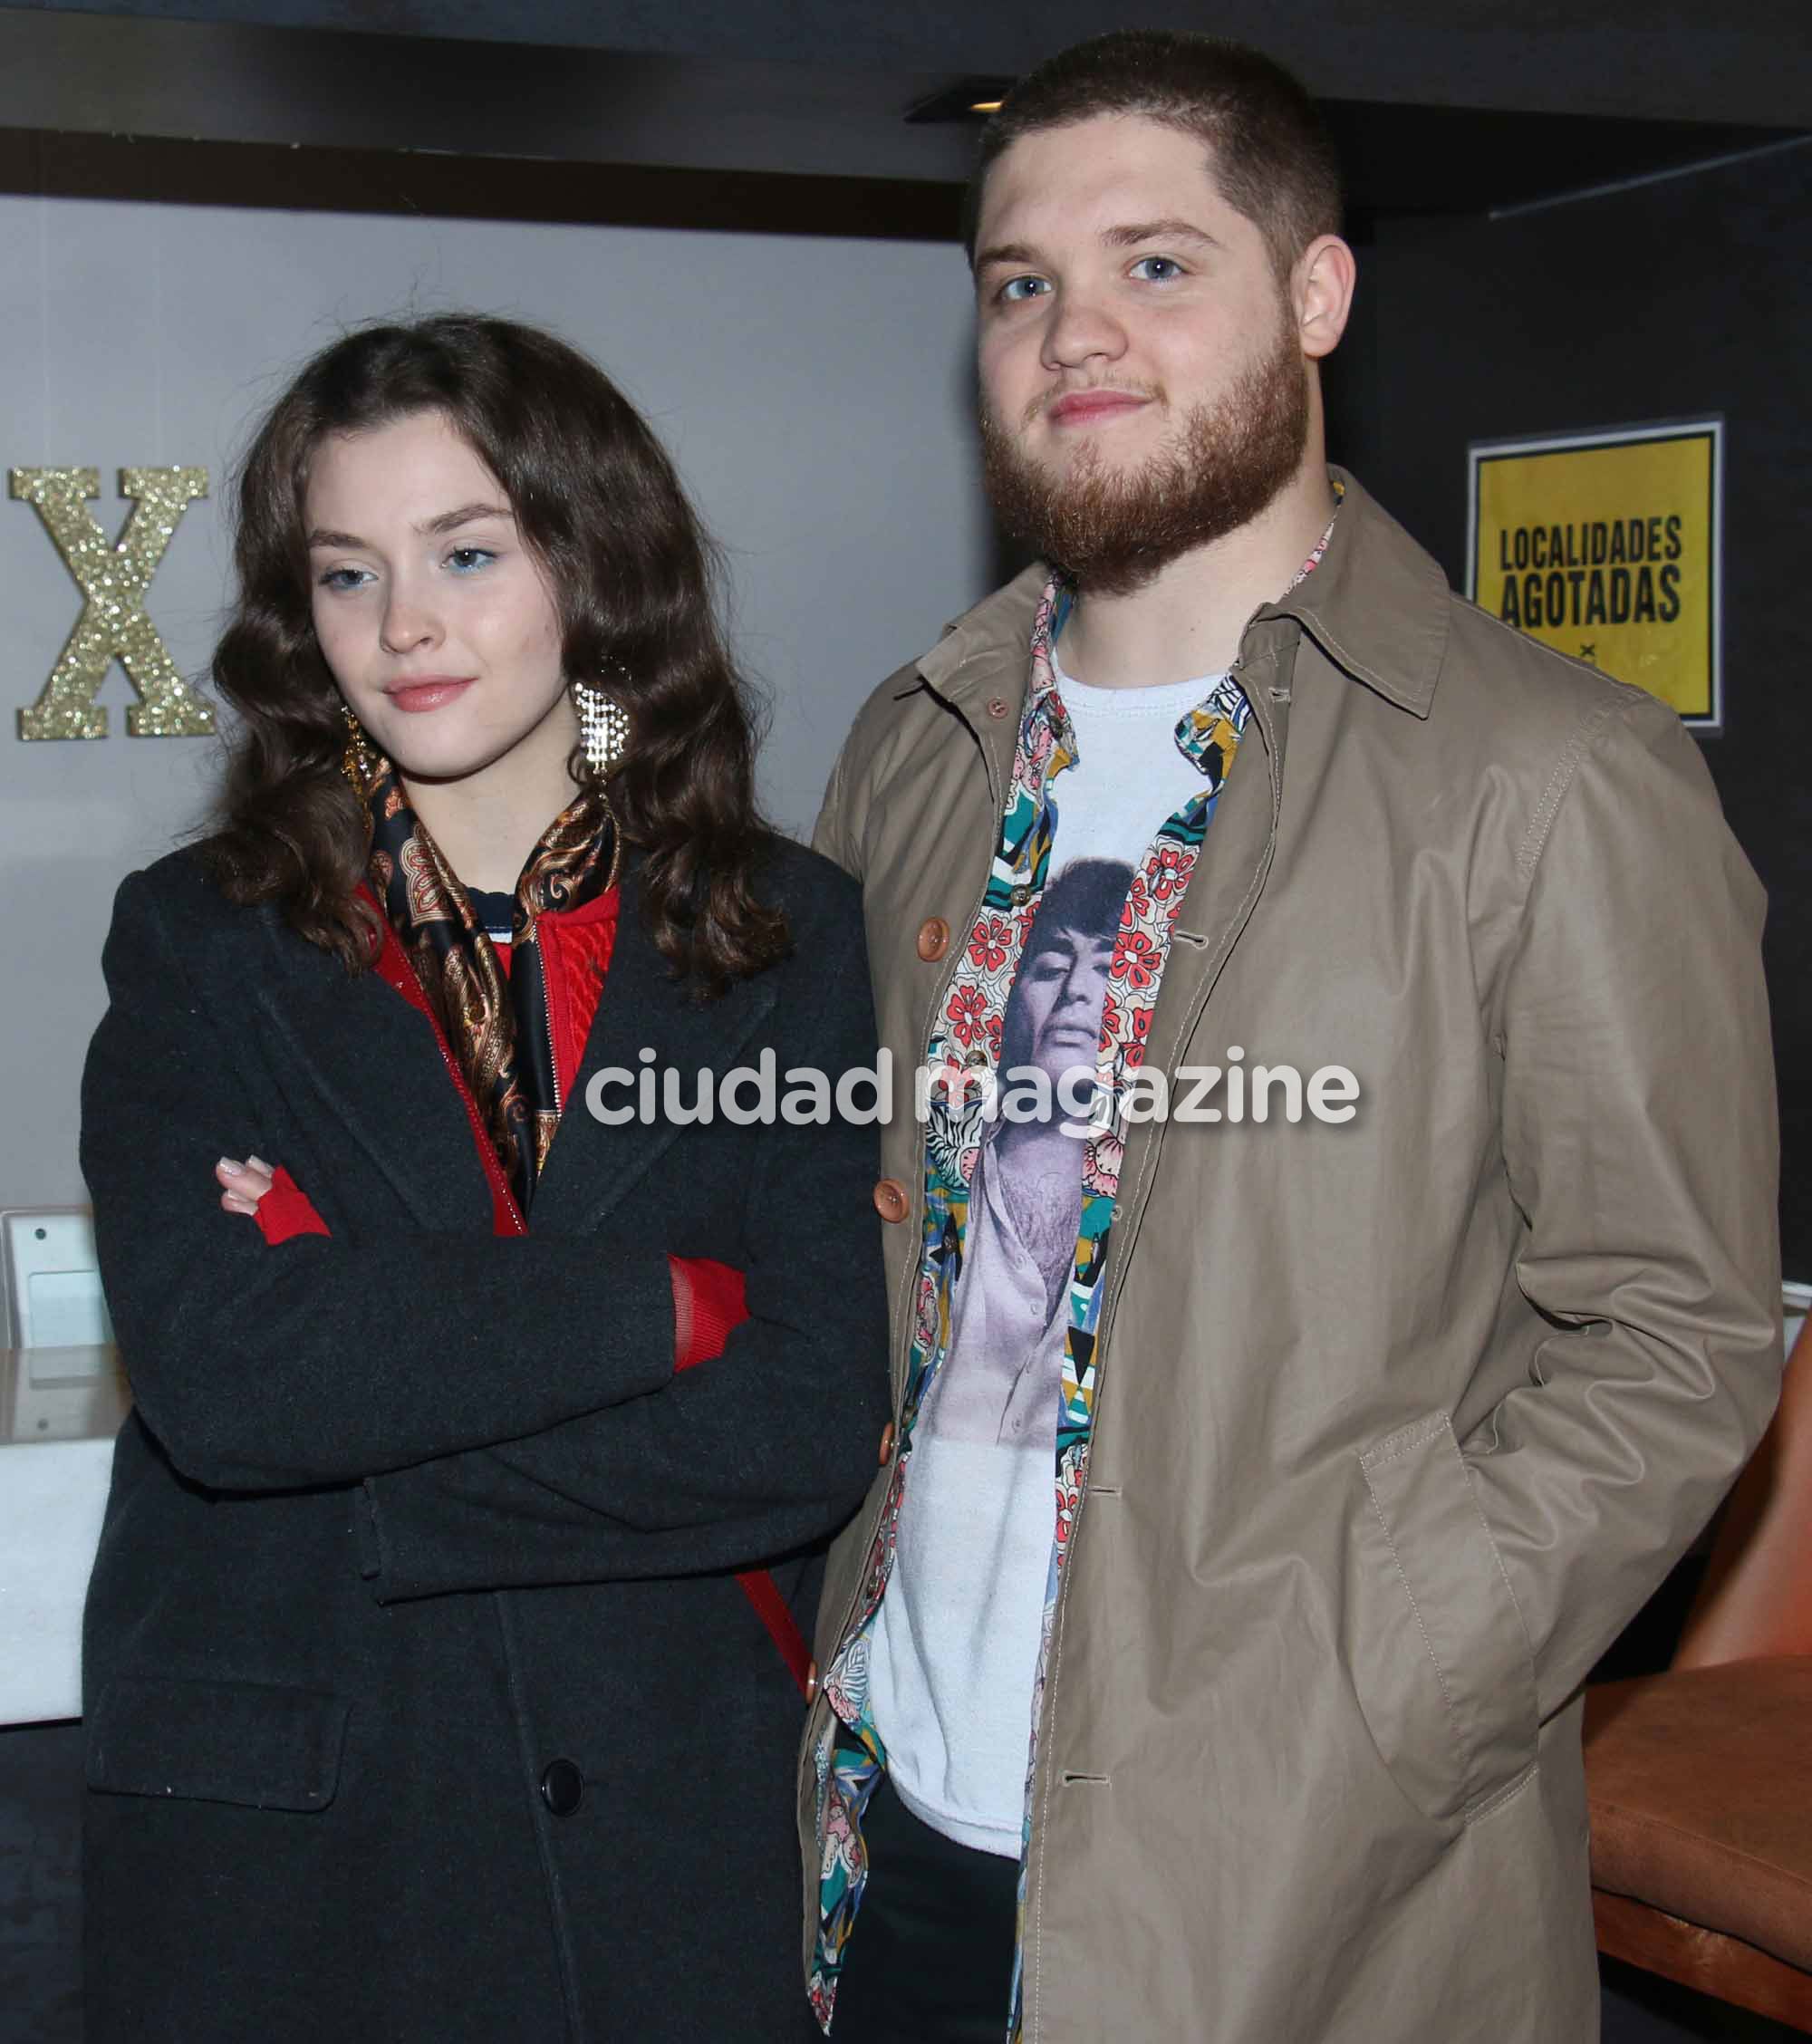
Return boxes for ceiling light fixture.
[905,78,1017,124]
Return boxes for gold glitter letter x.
[12,466,213,739]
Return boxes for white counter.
[0,1346,127,1725]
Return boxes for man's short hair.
[962,31,1343,286]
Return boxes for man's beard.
[979,317,1311,599]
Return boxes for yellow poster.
[1467,419,1721,727]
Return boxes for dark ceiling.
[6,0,1811,124]
[0,0,1806,235]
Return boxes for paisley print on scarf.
[362,757,618,1216]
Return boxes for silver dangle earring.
[571,676,630,775]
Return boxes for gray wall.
[0,195,993,1214]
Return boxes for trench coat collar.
[912,468,1450,730]
[1256,467,1450,719]
[914,562,1047,708]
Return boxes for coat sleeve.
[811,740,860,879]
[358,869,894,1596]
[1465,687,1782,1718]
[81,869,678,1491]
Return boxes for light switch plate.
[2,1209,116,1352]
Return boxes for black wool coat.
[78,838,891,2044]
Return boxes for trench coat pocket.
[86,1675,350,1813]
[1349,1412,1539,1825]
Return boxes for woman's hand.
[216,1154,276,1219]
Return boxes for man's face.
[972,113,1310,593]
[1012,926,1119,1087]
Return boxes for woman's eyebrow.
[419,501,511,536]
[305,502,511,550]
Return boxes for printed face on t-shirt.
[1012,925,1120,1088]
[997,855,1135,1093]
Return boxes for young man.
[805,32,1781,2044]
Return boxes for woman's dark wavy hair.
[202,312,788,996]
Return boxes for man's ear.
[1293,235,1356,361]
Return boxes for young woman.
[78,314,891,2043]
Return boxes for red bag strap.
[736,1569,814,1697]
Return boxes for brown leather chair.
[1584,1314,1812,2031]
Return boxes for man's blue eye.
[446,546,496,574]
[998,275,1050,304]
[1130,256,1184,282]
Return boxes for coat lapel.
[528,871,778,1236]
[1113,624,1297,1122]
[251,921,496,1232]
[248,865,777,1239]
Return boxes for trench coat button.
[878,1421,896,1465]
[986,696,1011,719]
[805,1661,820,1702]
[540,1759,583,1816]
[873,1179,910,1223]
[916,917,950,962]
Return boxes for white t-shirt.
[1041,653,1229,869]
[865,651,1229,1855]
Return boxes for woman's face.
[304,409,575,790]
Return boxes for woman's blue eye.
[1130,256,1184,282]
[998,275,1051,304]
[446,546,497,574]
[317,565,372,593]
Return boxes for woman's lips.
[385,677,475,713]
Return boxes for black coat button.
[540,1760,583,1816]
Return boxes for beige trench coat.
[804,471,1782,2042]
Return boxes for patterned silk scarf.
[364,762,619,1217]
